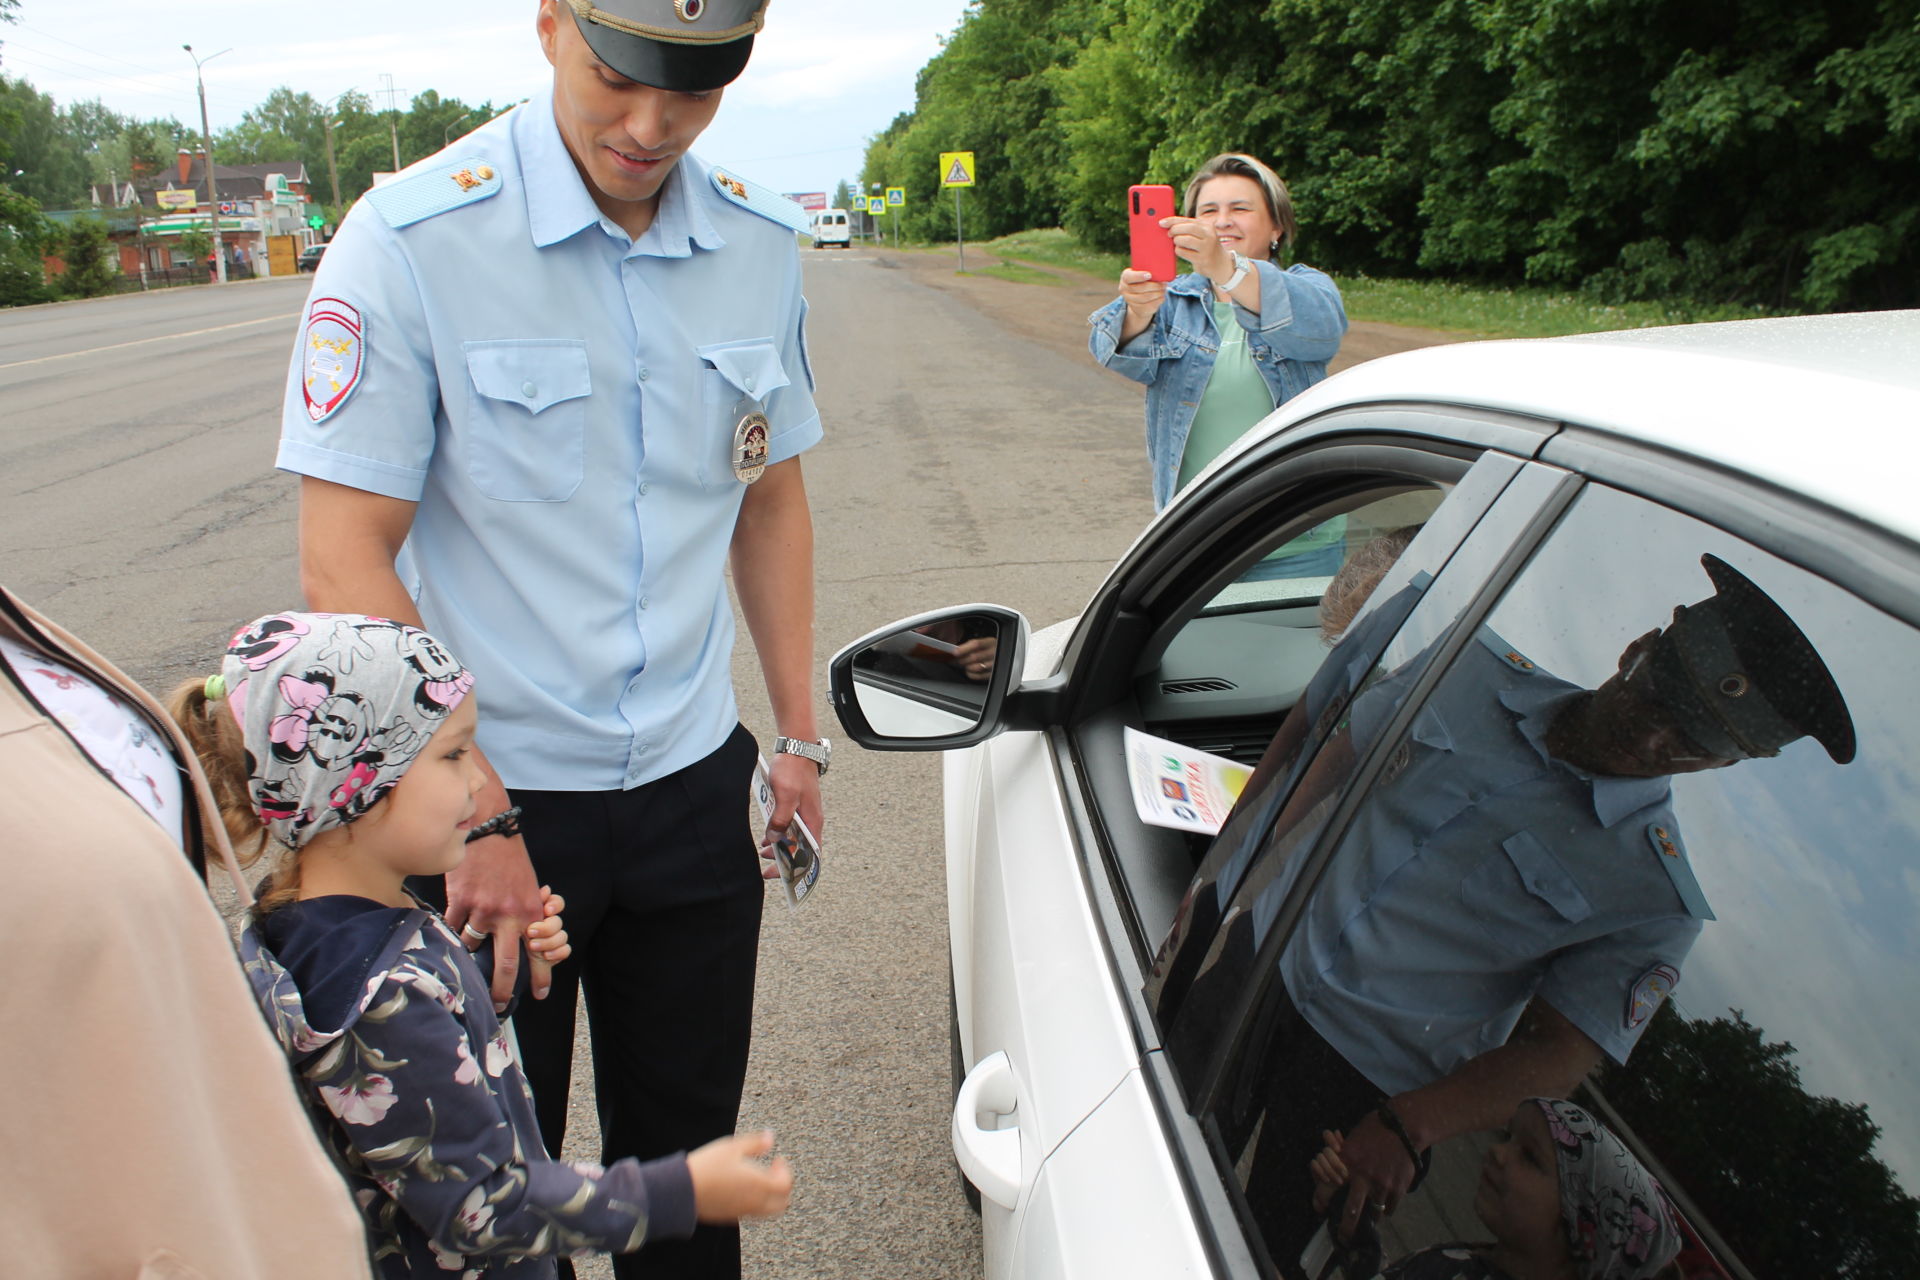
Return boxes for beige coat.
[0,588,372,1279]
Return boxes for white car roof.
[1261,310,1920,544]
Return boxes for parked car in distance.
[296,244,328,272]
[810,208,851,249]
[830,312,1920,1279]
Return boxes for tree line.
[0,6,508,303]
[859,0,1918,313]
[0,77,508,216]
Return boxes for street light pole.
[183,44,231,285]
[321,88,355,210]
[444,110,478,149]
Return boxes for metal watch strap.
[1218,251,1251,293]
[773,734,831,776]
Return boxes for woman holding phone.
[1089,153,1348,570]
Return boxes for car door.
[948,414,1572,1277]
[1176,437,1920,1278]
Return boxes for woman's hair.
[166,678,300,909]
[1320,525,1423,644]
[1182,153,1297,257]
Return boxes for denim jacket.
[1088,261,1347,509]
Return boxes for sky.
[1,0,973,198]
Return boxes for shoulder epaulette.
[364,155,503,229]
[707,165,811,235]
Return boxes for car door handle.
[952,1049,1024,1210]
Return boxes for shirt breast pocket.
[694,337,790,491]
[463,339,592,502]
[1461,830,1595,958]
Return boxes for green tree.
[1598,1006,1920,1276]
[175,226,211,275]
[0,75,90,206]
[0,181,49,305]
[54,214,117,297]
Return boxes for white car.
[831,312,1920,1279]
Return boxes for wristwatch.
[1218,250,1251,293]
[773,735,832,777]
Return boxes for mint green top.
[1179,299,1345,562]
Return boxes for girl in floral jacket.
[169,612,792,1278]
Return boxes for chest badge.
[732,412,770,484]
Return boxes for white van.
[811,209,851,249]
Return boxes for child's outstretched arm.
[307,955,693,1261]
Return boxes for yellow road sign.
[939,151,976,188]
[867,196,886,215]
[885,187,905,207]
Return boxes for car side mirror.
[829,605,1027,751]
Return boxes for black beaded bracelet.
[465,804,524,844]
[1376,1100,1432,1192]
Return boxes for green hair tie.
[203,673,227,701]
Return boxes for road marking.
[0,311,303,371]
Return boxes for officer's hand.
[448,806,544,1012]
[759,751,824,880]
[952,635,997,683]
[1310,1111,1416,1240]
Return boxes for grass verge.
[970,228,1779,339]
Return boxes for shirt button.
[521,381,538,398]
[744,374,756,391]
[639,482,651,496]
[638,368,651,382]
[640,596,651,610]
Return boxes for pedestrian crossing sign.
[886,187,905,207]
[867,196,886,215]
[939,152,976,188]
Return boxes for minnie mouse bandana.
[1530,1098,1683,1280]
[221,612,473,850]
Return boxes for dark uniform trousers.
[422,723,764,1280]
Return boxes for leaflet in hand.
[1124,726,1253,835]
[752,754,822,909]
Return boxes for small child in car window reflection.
[1310,1098,1682,1280]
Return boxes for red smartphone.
[1128,184,1178,282]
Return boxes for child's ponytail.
[164,677,299,907]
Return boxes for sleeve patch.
[302,298,366,424]
[1626,962,1680,1029]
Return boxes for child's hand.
[1310,1128,1350,1193]
[526,887,569,1000]
[688,1130,793,1223]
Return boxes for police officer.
[1209,554,1856,1263]
[279,4,824,1276]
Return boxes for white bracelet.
[1218,251,1251,293]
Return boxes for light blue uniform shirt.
[1269,630,1710,1095]
[277,95,821,791]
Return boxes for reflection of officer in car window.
[1233,553,1857,1261]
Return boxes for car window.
[1142,488,1450,767]
[1197,482,1920,1278]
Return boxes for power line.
[12,20,197,83]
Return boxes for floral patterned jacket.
[241,897,696,1277]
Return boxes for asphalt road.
[0,255,1161,1277]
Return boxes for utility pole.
[380,73,402,172]
[184,43,232,285]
